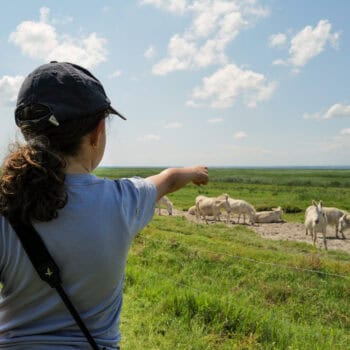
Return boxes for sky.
[0,0,349,167]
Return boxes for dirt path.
[157,208,350,254]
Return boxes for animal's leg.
[322,230,328,250]
[195,206,200,220]
[340,229,346,239]
[312,229,317,246]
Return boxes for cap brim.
[108,106,127,120]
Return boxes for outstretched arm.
[147,166,208,201]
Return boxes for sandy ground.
[156,208,350,254]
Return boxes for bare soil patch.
[157,208,350,254]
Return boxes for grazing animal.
[255,207,284,223]
[156,196,173,215]
[188,205,197,215]
[195,194,230,223]
[304,200,328,249]
[323,207,346,239]
[227,198,256,225]
[338,214,350,239]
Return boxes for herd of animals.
[156,195,350,250]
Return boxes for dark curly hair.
[0,105,106,224]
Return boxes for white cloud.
[243,4,270,18]
[303,103,350,120]
[40,7,50,23]
[9,7,107,68]
[269,33,287,48]
[109,70,122,78]
[41,7,73,25]
[149,0,268,75]
[274,19,340,70]
[234,131,247,139]
[140,0,188,14]
[164,122,183,128]
[152,34,197,74]
[289,20,340,67]
[208,118,223,123]
[0,75,24,107]
[138,134,161,141]
[323,103,350,119]
[272,59,287,66]
[340,128,350,136]
[302,112,322,120]
[144,45,156,59]
[188,64,277,109]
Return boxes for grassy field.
[94,167,350,349]
[95,167,350,222]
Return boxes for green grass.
[93,167,350,349]
[95,167,350,223]
[121,216,350,349]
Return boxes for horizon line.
[97,165,350,169]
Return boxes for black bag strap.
[9,220,102,350]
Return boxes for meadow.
[94,167,350,349]
[95,167,350,222]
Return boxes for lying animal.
[255,207,284,223]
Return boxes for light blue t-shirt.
[0,174,157,349]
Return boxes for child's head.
[15,61,125,158]
[0,62,126,223]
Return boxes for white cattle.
[188,205,197,215]
[195,194,230,223]
[255,207,284,223]
[227,198,256,225]
[338,214,350,239]
[156,196,173,216]
[304,200,328,249]
[323,207,346,239]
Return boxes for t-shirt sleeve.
[116,177,157,238]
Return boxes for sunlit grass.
[121,216,350,349]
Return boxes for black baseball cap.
[15,61,126,127]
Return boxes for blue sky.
[0,0,349,167]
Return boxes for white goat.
[156,196,173,216]
[338,214,350,239]
[188,205,197,215]
[304,200,328,249]
[323,207,346,239]
[227,198,256,225]
[255,207,284,223]
[195,194,230,223]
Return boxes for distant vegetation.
[95,167,350,222]
[208,168,350,188]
